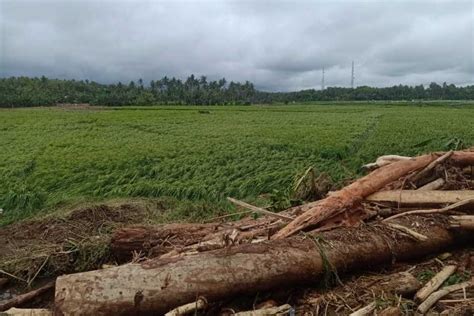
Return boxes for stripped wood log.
[366,190,474,205]
[417,278,473,314]
[272,153,439,238]
[449,215,474,230]
[164,297,207,316]
[415,265,457,303]
[417,178,445,191]
[383,198,474,222]
[54,215,468,315]
[233,304,292,316]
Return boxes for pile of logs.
[2,149,474,315]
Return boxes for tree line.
[0,75,473,108]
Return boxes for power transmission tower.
[351,61,355,89]
[321,67,325,90]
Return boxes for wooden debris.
[227,197,294,221]
[411,151,453,183]
[415,265,457,303]
[0,281,54,312]
[417,278,473,314]
[383,198,474,222]
[417,178,445,191]
[366,190,474,205]
[54,215,463,315]
[273,153,438,238]
[380,272,421,296]
[164,297,207,316]
[349,302,376,316]
[1,308,52,316]
[233,304,292,315]
[379,306,401,316]
[450,215,474,230]
[362,155,412,170]
[110,223,225,259]
[386,223,428,241]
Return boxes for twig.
[385,223,428,241]
[415,265,457,303]
[383,198,474,222]
[0,269,26,283]
[27,255,50,288]
[205,211,251,222]
[417,278,473,314]
[0,281,55,312]
[227,197,294,221]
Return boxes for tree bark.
[54,215,468,316]
[110,223,227,259]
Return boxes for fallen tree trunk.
[272,153,438,239]
[366,190,474,205]
[54,215,469,315]
[449,151,474,166]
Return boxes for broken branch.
[0,281,54,312]
[227,197,294,221]
[414,265,457,303]
[417,278,473,314]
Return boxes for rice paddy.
[1,103,473,224]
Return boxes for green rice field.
[1,103,473,225]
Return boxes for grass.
[1,103,473,225]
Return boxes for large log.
[54,215,469,315]
[273,151,474,239]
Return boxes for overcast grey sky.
[0,0,473,91]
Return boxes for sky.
[0,0,473,91]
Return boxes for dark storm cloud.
[0,0,472,91]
